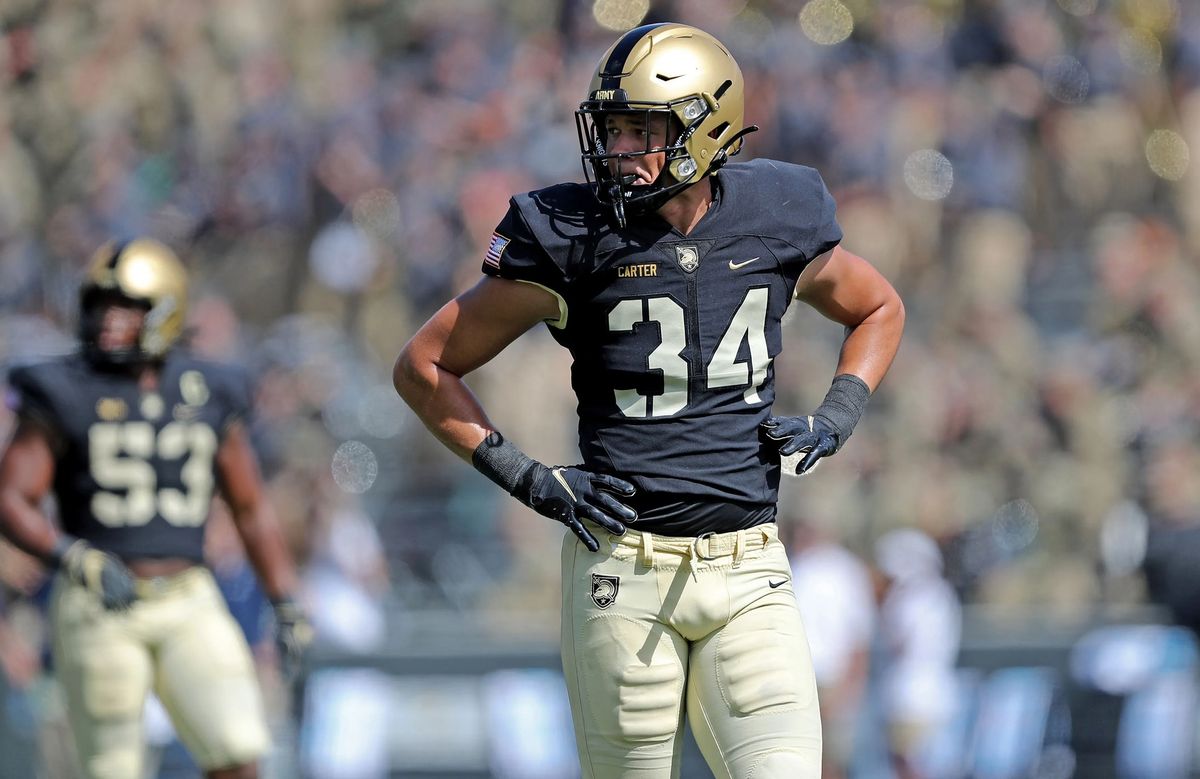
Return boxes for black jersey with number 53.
[7,353,252,561]
[481,159,842,534]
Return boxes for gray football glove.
[271,597,313,680]
[56,538,137,611]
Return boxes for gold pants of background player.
[561,523,822,779]
[50,566,269,779]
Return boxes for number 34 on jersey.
[608,287,770,418]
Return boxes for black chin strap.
[608,181,628,229]
[604,125,760,228]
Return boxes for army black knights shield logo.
[675,245,700,273]
[590,573,620,609]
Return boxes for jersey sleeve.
[480,198,571,327]
[6,364,67,448]
[208,363,255,437]
[790,167,842,263]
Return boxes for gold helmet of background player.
[575,22,757,226]
[79,238,188,364]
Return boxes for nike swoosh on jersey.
[768,578,789,589]
[728,256,760,270]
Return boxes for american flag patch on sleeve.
[484,232,510,268]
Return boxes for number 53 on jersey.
[89,420,218,528]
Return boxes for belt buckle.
[693,531,718,561]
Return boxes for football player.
[0,239,310,779]
[394,23,904,779]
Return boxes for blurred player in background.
[786,519,876,779]
[874,529,963,779]
[395,22,903,778]
[0,239,311,779]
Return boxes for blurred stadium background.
[3,0,1200,777]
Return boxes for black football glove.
[761,415,840,476]
[56,538,137,611]
[271,597,313,680]
[517,464,637,552]
[471,433,637,552]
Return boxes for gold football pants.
[561,523,822,779]
[50,566,269,779]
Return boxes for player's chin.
[98,336,136,352]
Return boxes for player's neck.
[137,364,161,393]
[656,179,714,236]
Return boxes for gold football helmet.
[575,23,757,226]
[80,238,188,363]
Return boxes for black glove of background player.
[472,433,637,552]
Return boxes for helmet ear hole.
[708,122,730,141]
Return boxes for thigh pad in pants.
[152,571,270,769]
[578,612,686,745]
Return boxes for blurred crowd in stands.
[3,0,1200,775]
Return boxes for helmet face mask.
[576,23,754,227]
[79,239,188,366]
[575,102,703,225]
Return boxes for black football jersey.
[481,159,842,534]
[7,352,252,562]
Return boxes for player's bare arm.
[0,418,138,609]
[764,245,905,474]
[216,418,310,674]
[215,420,299,601]
[394,276,636,552]
[394,276,560,460]
[794,244,906,391]
[0,420,59,561]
